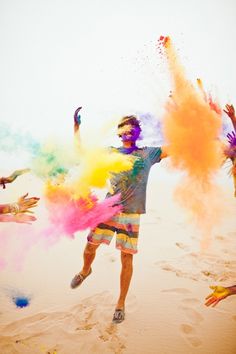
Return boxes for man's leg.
[70,242,100,288]
[112,251,133,323]
[116,251,133,309]
[112,213,139,322]
[81,242,100,276]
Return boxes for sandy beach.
[0,163,235,354]
[1,0,236,352]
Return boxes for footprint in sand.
[158,264,199,281]
[215,235,227,241]
[180,323,202,347]
[0,291,127,354]
[98,323,126,351]
[185,336,202,348]
[99,324,116,342]
[159,264,182,274]
[201,270,217,278]
[75,293,127,351]
[180,323,195,334]
[181,306,204,325]
[222,249,236,257]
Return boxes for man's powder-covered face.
[118,123,141,142]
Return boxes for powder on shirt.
[107,146,162,214]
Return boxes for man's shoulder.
[142,146,163,164]
[142,146,162,154]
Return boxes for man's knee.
[121,251,133,266]
[84,242,99,255]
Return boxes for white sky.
[0,0,236,145]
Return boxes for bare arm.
[74,106,82,148]
[0,169,30,189]
[223,104,236,131]
[205,285,236,307]
[0,193,39,215]
[0,204,11,214]
[0,193,39,223]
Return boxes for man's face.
[118,123,141,142]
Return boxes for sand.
[0,164,236,354]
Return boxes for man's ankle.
[81,267,91,276]
[115,302,125,310]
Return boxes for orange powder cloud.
[160,37,224,248]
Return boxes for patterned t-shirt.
[107,146,162,214]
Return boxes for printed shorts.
[87,213,140,254]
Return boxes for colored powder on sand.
[159,36,224,247]
[3,287,32,307]
[13,296,30,308]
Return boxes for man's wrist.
[9,203,20,215]
[0,178,6,189]
[227,286,236,295]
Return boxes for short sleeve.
[147,147,162,165]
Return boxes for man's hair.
[118,115,141,130]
